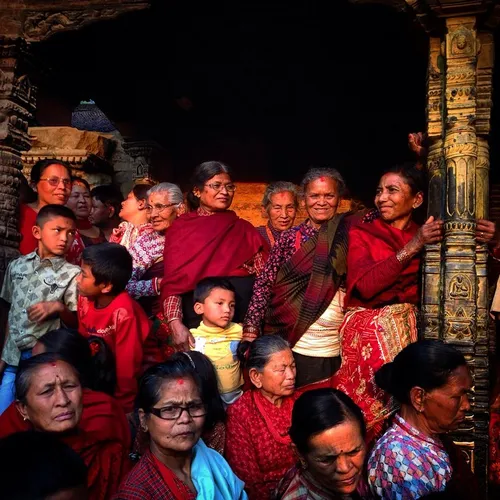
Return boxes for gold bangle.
[396,248,410,264]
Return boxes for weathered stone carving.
[21,126,115,188]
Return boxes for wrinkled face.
[266,191,297,232]
[140,377,205,454]
[67,183,92,219]
[375,173,422,225]
[33,216,76,257]
[303,178,340,226]
[119,191,144,221]
[194,287,236,329]
[76,262,106,298]
[147,191,181,232]
[421,365,472,433]
[303,420,366,496]
[89,198,112,227]
[252,349,296,398]
[35,164,72,207]
[16,361,83,433]
[195,173,235,212]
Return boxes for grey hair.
[261,181,299,209]
[300,167,346,197]
[246,335,290,371]
[147,182,184,206]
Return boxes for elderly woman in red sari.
[256,181,299,247]
[243,167,350,387]
[161,161,269,350]
[0,352,130,499]
[226,335,299,499]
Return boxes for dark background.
[31,0,468,206]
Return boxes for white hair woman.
[256,181,299,247]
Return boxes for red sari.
[330,213,420,441]
[225,390,300,499]
[0,389,131,499]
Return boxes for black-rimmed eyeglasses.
[149,403,207,420]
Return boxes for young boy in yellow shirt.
[190,277,243,405]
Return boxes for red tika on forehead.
[319,176,326,182]
[177,378,184,385]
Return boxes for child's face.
[33,216,76,258]
[195,288,236,329]
[77,262,108,298]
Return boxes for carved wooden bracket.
[0,1,150,41]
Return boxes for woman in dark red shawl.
[329,162,444,441]
[0,353,130,500]
[160,161,269,350]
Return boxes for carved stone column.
[0,37,36,282]
[420,17,494,493]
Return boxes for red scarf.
[161,210,268,298]
[346,215,420,308]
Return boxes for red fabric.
[77,218,94,230]
[18,203,38,255]
[161,210,268,299]
[346,217,420,308]
[0,389,131,500]
[225,390,299,500]
[490,409,500,485]
[78,292,151,413]
[114,449,195,500]
[67,231,85,266]
[330,304,418,443]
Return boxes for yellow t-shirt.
[190,321,243,395]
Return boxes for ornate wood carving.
[22,4,149,42]
[0,37,36,281]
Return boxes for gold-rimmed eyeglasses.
[204,182,237,193]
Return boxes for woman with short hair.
[114,355,246,499]
[368,340,477,499]
[275,388,370,500]
[225,335,299,499]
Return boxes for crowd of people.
[0,149,496,499]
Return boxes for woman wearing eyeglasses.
[114,355,247,499]
[19,159,73,253]
[160,161,269,351]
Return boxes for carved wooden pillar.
[0,37,36,283]
[421,17,494,493]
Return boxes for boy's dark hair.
[193,277,236,304]
[36,204,77,227]
[0,431,87,499]
[81,243,132,295]
[90,184,124,217]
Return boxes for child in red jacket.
[77,243,150,413]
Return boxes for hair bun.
[374,362,395,394]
